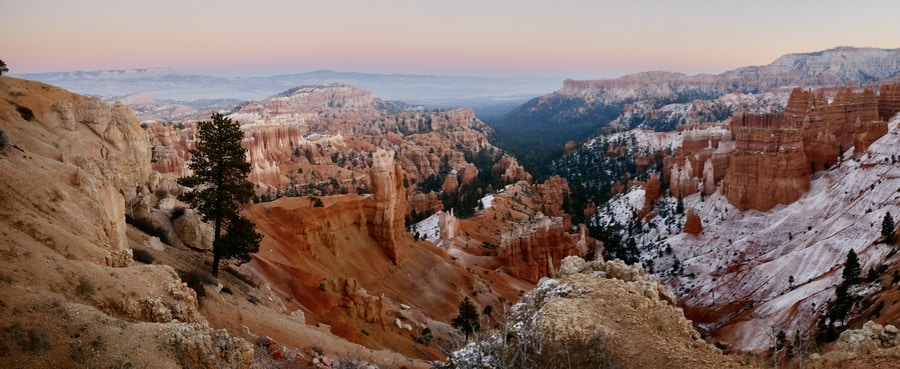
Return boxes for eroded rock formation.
[146,84,522,221]
[722,86,899,211]
[683,209,703,234]
[492,155,533,184]
[722,115,810,211]
[0,77,253,368]
[369,149,406,264]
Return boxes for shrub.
[442,330,622,369]
[132,248,155,264]
[0,128,7,148]
[4,323,51,352]
[178,269,215,298]
[154,188,169,199]
[76,277,94,297]
[126,215,172,245]
[170,206,187,220]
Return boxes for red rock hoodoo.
[683,209,703,234]
[722,86,899,211]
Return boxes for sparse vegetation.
[154,188,169,199]
[818,249,862,342]
[0,128,7,149]
[76,277,95,297]
[3,323,51,353]
[0,271,14,284]
[125,214,172,245]
[179,269,215,298]
[170,206,187,220]
[132,248,156,264]
[437,305,623,369]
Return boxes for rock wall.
[663,125,733,199]
[879,84,900,121]
[533,175,570,219]
[1,78,152,253]
[499,214,578,283]
[721,86,899,211]
[722,121,810,211]
[0,77,255,369]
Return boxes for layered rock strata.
[722,86,898,211]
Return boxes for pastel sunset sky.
[4,0,899,78]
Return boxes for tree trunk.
[212,252,221,277]
[212,216,222,277]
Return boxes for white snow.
[480,194,494,209]
[409,191,498,247]
[409,211,442,246]
[596,114,900,351]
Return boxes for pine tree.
[882,212,896,244]
[178,113,262,277]
[0,59,8,76]
[451,296,480,341]
[842,249,861,285]
[828,283,852,326]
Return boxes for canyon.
[0,77,600,367]
[493,47,900,177]
[590,83,900,354]
[9,46,900,368]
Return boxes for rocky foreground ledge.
[449,256,752,369]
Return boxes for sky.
[3,0,900,79]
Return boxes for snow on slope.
[595,114,900,351]
[609,91,788,131]
[411,212,442,245]
[409,192,497,247]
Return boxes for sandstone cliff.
[0,77,256,368]
[722,86,896,211]
[722,116,810,211]
[242,191,533,361]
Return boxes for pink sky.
[4,0,900,78]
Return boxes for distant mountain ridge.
[493,46,900,178]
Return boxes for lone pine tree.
[883,212,896,244]
[178,113,261,277]
[451,296,480,341]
